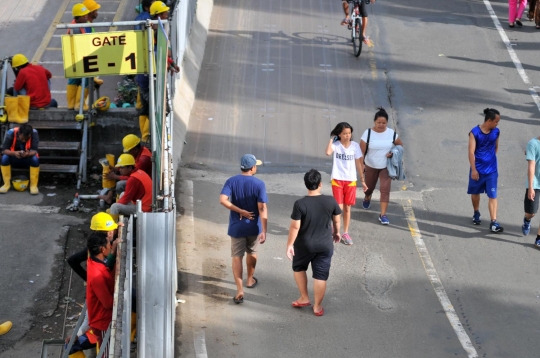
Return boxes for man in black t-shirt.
[286,169,342,317]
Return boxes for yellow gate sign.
[61,30,148,77]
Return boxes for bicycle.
[347,0,371,57]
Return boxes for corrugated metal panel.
[137,210,177,358]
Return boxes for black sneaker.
[472,211,481,225]
[490,221,504,233]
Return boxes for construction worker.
[134,0,155,30]
[7,54,57,108]
[83,0,100,28]
[82,0,105,90]
[102,134,152,201]
[0,124,40,195]
[86,231,116,356]
[66,4,91,111]
[109,154,152,217]
[0,321,12,335]
[66,213,122,355]
[150,1,180,73]
[65,212,119,357]
[135,1,179,144]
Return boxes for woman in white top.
[325,122,368,245]
[360,107,403,225]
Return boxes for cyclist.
[341,0,375,44]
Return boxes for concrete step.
[23,121,82,130]
[39,141,80,151]
[11,163,79,174]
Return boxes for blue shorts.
[467,171,498,199]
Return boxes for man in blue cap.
[219,154,268,304]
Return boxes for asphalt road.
[176,0,540,357]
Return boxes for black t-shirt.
[290,195,342,253]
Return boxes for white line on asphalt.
[51,90,67,94]
[194,329,208,358]
[402,199,478,358]
[482,0,540,112]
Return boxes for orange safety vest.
[11,127,39,158]
[67,20,87,34]
[130,169,152,212]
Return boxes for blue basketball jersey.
[470,125,499,175]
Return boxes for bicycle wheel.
[352,18,362,57]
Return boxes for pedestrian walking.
[286,169,342,317]
[359,107,403,225]
[219,154,268,304]
[325,122,367,245]
[521,136,540,246]
[467,108,504,233]
[528,0,540,28]
[509,0,527,27]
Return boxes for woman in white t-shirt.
[360,107,403,225]
[325,122,368,245]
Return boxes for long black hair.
[330,122,353,139]
[483,108,500,122]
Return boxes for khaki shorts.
[231,236,259,257]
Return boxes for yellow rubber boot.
[94,77,104,86]
[131,312,137,342]
[0,165,11,193]
[0,321,12,335]
[29,166,39,195]
[75,86,89,111]
[139,115,150,143]
[66,84,78,110]
[68,351,85,358]
[5,97,21,122]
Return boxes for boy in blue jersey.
[521,136,540,247]
[467,108,503,233]
[219,154,268,304]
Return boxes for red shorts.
[331,179,357,205]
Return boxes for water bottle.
[72,193,80,208]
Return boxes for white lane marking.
[51,90,67,94]
[402,199,478,358]
[194,329,208,358]
[482,0,540,112]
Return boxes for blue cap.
[240,154,262,169]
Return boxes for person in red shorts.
[325,122,367,245]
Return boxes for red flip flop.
[313,307,324,316]
[291,300,311,308]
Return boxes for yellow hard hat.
[150,1,169,15]
[12,176,29,192]
[92,96,110,111]
[90,212,118,231]
[122,134,141,152]
[115,153,136,167]
[72,3,90,17]
[11,54,28,68]
[83,0,101,11]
